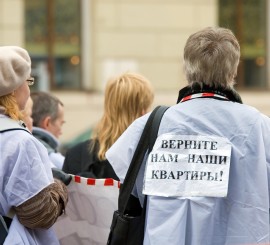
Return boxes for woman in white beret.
[0,46,68,245]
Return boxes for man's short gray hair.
[31,91,63,127]
[183,27,240,89]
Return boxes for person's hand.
[52,168,72,185]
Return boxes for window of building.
[219,0,267,89]
[25,0,81,91]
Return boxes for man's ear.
[40,116,51,129]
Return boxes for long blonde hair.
[92,72,154,160]
[0,94,23,120]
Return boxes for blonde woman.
[62,72,154,179]
[0,46,68,244]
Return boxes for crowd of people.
[0,26,270,244]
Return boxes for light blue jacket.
[0,115,59,245]
[106,98,270,245]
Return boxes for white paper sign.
[143,134,231,197]
[53,176,119,245]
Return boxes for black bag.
[107,105,169,245]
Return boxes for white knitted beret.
[0,46,31,97]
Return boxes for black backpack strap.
[0,216,9,244]
[118,105,169,213]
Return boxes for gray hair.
[31,91,63,127]
[183,27,240,89]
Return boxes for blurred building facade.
[0,0,269,92]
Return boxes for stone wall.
[0,0,218,91]
[90,0,217,91]
[0,0,25,46]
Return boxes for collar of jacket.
[32,127,59,151]
[176,84,243,104]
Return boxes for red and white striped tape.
[72,175,120,188]
[180,92,228,103]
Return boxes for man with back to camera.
[106,27,270,244]
[31,91,65,169]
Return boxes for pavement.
[53,90,270,144]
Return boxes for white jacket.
[107,97,270,245]
[0,115,59,245]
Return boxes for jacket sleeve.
[13,179,68,229]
